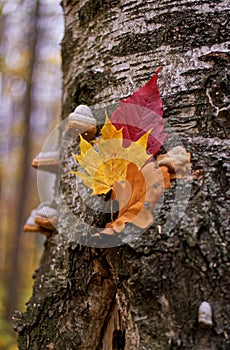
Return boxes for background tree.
[14,0,229,349]
[0,0,63,348]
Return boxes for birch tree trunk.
[14,1,229,349]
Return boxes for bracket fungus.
[66,104,97,141]
[34,205,58,230]
[198,301,213,328]
[32,151,60,173]
[24,203,58,236]
[156,146,191,179]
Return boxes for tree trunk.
[5,0,40,320]
[14,1,229,349]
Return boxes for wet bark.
[14,0,229,349]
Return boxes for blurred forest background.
[0,0,64,348]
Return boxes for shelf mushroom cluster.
[24,203,58,236]
[24,105,97,236]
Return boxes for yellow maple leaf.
[102,162,170,234]
[72,117,151,195]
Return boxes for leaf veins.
[102,162,170,234]
[72,118,151,195]
[110,68,167,156]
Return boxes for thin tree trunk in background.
[15,1,229,349]
[0,2,6,273]
[4,0,40,320]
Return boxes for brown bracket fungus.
[31,151,60,173]
[66,104,97,141]
[34,205,58,231]
[23,203,58,236]
[24,208,51,236]
[156,146,191,179]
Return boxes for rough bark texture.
[14,1,229,349]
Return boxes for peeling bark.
[14,0,229,349]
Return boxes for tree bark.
[14,1,229,349]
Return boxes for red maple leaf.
[110,68,167,156]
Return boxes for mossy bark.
[14,0,229,349]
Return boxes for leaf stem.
[110,197,113,222]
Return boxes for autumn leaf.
[102,162,170,234]
[72,117,151,195]
[110,68,167,156]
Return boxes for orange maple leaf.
[102,162,170,234]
